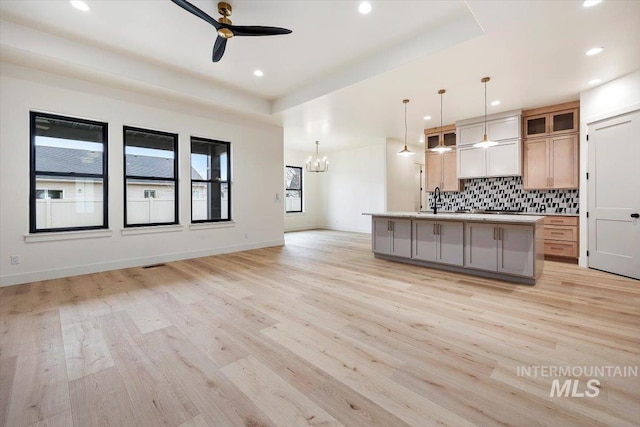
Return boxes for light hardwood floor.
[1,230,639,427]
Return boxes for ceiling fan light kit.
[171,0,292,63]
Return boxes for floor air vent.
[142,263,166,269]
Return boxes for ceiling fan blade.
[227,25,292,37]
[212,37,227,62]
[171,0,220,30]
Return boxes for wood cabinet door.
[441,151,459,191]
[498,225,534,277]
[551,108,578,135]
[523,138,549,189]
[372,218,391,254]
[524,113,548,138]
[413,220,437,262]
[486,141,521,177]
[425,153,442,191]
[437,221,464,266]
[458,146,486,178]
[549,134,578,189]
[464,223,498,271]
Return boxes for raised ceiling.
[1,0,639,151]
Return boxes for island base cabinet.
[372,218,412,258]
[498,225,534,277]
[464,223,498,271]
[465,223,535,277]
[413,220,463,266]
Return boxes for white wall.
[319,142,386,233]
[284,149,322,231]
[385,139,424,212]
[578,69,640,267]
[0,63,285,286]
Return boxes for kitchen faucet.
[432,187,442,214]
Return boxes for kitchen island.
[363,212,545,285]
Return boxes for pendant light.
[430,89,452,153]
[473,77,498,148]
[397,99,415,156]
[306,141,329,173]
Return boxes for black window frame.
[29,111,109,234]
[190,136,232,223]
[285,165,303,213]
[123,126,179,228]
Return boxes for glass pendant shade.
[398,99,415,156]
[473,77,497,148]
[306,141,329,173]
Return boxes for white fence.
[35,199,104,228]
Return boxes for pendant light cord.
[484,80,487,136]
[440,91,443,144]
[404,101,408,148]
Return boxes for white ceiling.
[1,0,639,152]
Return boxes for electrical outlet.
[10,255,20,265]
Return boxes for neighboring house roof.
[35,146,204,179]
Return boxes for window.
[30,112,108,233]
[35,189,63,199]
[191,137,231,222]
[124,126,178,227]
[285,166,302,213]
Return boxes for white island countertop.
[363,211,544,224]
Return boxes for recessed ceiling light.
[253,69,264,77]
[588,78,602,85]
[69,0,90,12]
[358,2,372,15]
[491,100,501,106]
[586,47,604,56]
[583,0,602,7]
[423,116,432,120]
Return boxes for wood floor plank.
[221,355,343,426]
[62,318,114,381]
[0,230,638,427]
[69,366,139,427]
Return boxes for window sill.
[189,221,235,231]
[286,212,305,216]
[121,224,184,236]
[24,229,113,243]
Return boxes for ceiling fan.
[171,0,292,63]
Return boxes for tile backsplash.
[427,176,579,214]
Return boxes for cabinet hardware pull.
[433,224,436,234]
[550,231,563,235]
[550,246,565,250]
[498,228,502,240]
[493,227,497,240]
[550,177,553,187]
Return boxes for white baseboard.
[0,238,284,287]
[284,225,322,232]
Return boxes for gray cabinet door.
[413,220,437,262]
[465,223,498,271]
[438,221,464,266]
[390,219,412,258]
[498,225,534,277]
[372,218,391,255]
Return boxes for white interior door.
[588,110,640,279]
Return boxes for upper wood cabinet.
[424,124,461,192]
[424,124,456,150]
[523,134,579,189]
[522,101,580,190]
[425,150,461,192]
[523,102,579,138]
